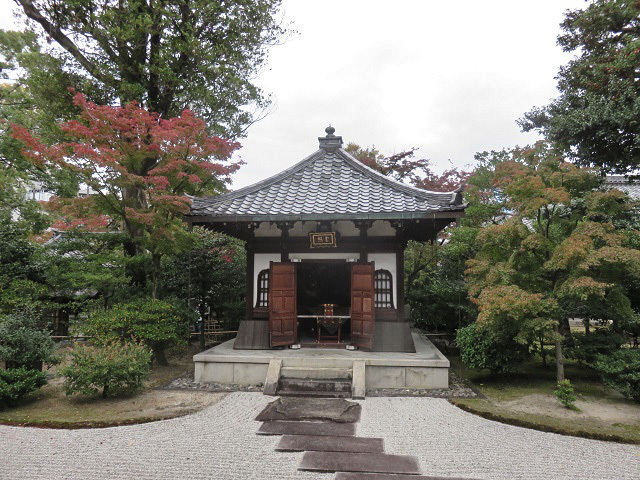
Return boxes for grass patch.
[449,355,640,444]
[0,342,224,428]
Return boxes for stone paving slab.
[256,397,361,423]
[276,434,384,453]
[335,473,479,480]
[299,451,421,475]
[257,421,356,437]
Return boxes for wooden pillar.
[355,221,370,262]
[278,222,292,262]
[244,222,257,320]
[396,241,406,321]
[393,221,407,322]
[245,243,254,320]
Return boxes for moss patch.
[448,355,640,444]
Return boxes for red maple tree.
[12,91,241,296]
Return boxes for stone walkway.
[1,393,638,480]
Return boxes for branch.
[14,0,115,86]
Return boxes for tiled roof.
[188,130,465,222]
[605,175,640,200]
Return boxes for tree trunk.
[152,344,169,366]
[554,325,565,382]
[151,253,162,299]
[539,335,547,367]
[102,384,109,398]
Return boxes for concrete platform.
[193,331,450,392]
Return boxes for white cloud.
[1,0,588,186]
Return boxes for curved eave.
[185,207,466,225]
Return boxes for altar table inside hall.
[297,315,350,344]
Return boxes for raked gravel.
[0,393,330,480]
[1,392,638,480]
[358,396,640,480]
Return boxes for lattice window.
[256,269,270,307]
[374,269,394,308]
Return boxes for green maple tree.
[465,141,640,381]
[520,0,640,174]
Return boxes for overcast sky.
[2,0,588,190]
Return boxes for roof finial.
[318,125,343,152]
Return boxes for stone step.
[257,421,356,437]
[299,451,421,475]
[278,378,352,393]
[335,474,478,480]
[277,389,352,398]
[280,366,352,380]
[276,434,384,453]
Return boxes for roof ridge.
[336,148,462,199]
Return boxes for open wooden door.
[350,262,375,349]
[269,262,297,347]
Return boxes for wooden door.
[351,263,375,349]
[269,262,297,347]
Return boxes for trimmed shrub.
[0,367,47,409]
[85,299,193,365]
[61,341,152,398]
[0,311,58,370]
[564,329,624,365]
[456,323,529,373]
[593,349,640,402]
[554,379,579,410]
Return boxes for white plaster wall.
[289,221,317,236]
[368,220,396,236]
[253,253,281,306]
[254,222,280,237]
[367,252,397,308]
[335,221,360,236]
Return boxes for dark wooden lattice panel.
[374,269,394,308]
[256,269,270,307]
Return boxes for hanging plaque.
[309,232,337,248]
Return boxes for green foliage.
[85,299,193,365]
[44,231,132,311]
[564,329,624,365]
[61,341,151,398]
[0,367,47,409]
[456,323,529,373]
[554,379,579,410]
[406,231,477,333]
[464,144,639,380]
[0,310,58,369]
[162,228,246,331]
[520,0,640,174]
[593,349,640,402]
[12,0,287,137]
[0,221,49,313]
[0,30,82,205]
[463,149,511,228]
